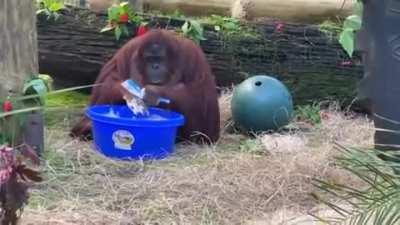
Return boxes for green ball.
[231,75,293,132]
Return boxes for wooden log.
[142,0,354,23]
[37,7,364,107]
[231,0,354,22]
[143,0,232,17]
[84,0,143,13]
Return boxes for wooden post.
[0,0,43,154]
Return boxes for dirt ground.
[19,93,373,225]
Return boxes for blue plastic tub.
[86,105,185,160]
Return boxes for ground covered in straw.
[20,92,374,225]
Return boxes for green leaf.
[49,2,64,11]
[172,9,184,18]
[36,9,47,15]
[214,25,221,31]
[121,25,130,37]
[100,24,115,33]
[223,22,238,30]
[344,15,362,31]
[354,1,364,16]
[130,14,143,25]
[38,74,53,91]
[115,26,122,40]
[121,2,133,14]
[339,28,355,57]
[190,20,203,34]
[42,0,52,7]
[23,79,48,96]
[182,21,190,34]
[53,12,60,21]
[120,1,130,7]
[23,79,48,105]
[108,6,121,22]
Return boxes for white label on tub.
[112,130,135,150]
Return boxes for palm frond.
[312,143,400,225]
[342,200,400,225]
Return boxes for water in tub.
[105,107,119,118]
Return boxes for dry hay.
[20,91,374,225]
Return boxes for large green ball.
[231,75,293,132]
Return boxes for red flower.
[119,13,129,23]
[3,100,12,112]
[137,25,149,36]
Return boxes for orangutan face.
[142,43,171,85]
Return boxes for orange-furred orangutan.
[70,29,220,144]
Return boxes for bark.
[142,0,354,22]
[0,1,38,97]
[0,0,43,154]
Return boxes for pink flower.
[340,60,353,66]
[0,167,12,184]
[0,145,15,183]
[275,22,285,33]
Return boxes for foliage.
[0,75,95,146]
[0,75,51,147]
[206,15,242,34]
[312,144,400,225]
[36,0,65,21]
[0,144,42,225]
[294,104,321,125]
[201,14,261,41]
[339,15,362,57]
[100,1,144,40]
[45,91,88,107]
[170,9,185,19]
[22,75,53,106]
[338,0,363,57]
[0,74,48,225]
[201,15,262,55]
[319,1,363,57]
[178,20,207,44]
[318,20,343,42]
[44,91,89,127]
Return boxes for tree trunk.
[0,0,43,154]
[37,7,364,107]
[0,1,38,97]
[143,0,232,17]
